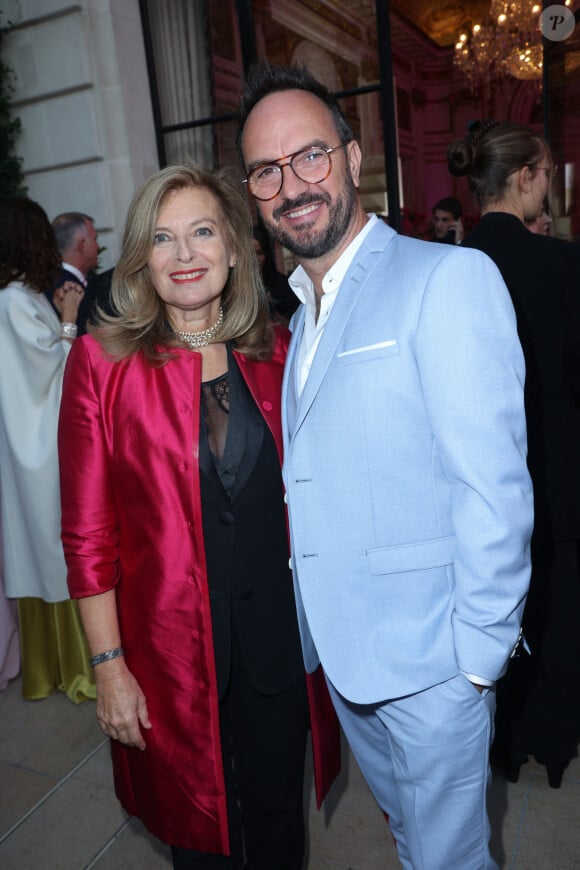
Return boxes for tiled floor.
[0,676,578,869]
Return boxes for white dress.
[0,281,71,602]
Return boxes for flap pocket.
[367,536,456,575]
[336,339,399,365]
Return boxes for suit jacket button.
[219,511,235,526]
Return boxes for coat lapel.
[286,222,394,442]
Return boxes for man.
[238,62,533,869]
[49,212,100,333]
[431,196,464,243]
[525,196,553,236]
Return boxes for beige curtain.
[146,0,213,168]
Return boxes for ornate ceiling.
[300,1,495,48]
[295,1,579,57]
[389,0,491,47]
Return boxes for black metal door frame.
[139,0,401,230]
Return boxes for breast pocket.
[336,339,400,365]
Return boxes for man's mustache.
[272,192,330,221]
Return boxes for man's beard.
[262,169,358,260]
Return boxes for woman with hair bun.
[448,120,580,789]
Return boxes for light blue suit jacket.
[283,220,533,704]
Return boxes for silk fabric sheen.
[59,328,338,853]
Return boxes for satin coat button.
[262,400,273,411]
[219,511,235,526]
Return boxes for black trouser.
[171,629,309,870]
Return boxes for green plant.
[0,18,27,197]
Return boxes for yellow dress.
[18,599,96,703]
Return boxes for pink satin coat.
[58,328,339,853]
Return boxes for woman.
[0,197,95,702]
[59,165,338,868]
[448,120,580,788]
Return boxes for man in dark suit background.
[47,212,100,334]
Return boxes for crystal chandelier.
[454,0,572,86]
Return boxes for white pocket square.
[337,340,397,358]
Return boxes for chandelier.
[454,0,571,86]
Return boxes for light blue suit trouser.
[325,673,498,870]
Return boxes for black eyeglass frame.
[243,143,349,201]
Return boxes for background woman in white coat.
[0,197,95,702]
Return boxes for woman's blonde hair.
[94,164,273,362]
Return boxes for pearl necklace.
[176,307,224,350]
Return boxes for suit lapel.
[287,224,393,441]
[282,306,304,443]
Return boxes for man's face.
[241,90,361,261]
[432,209,456,240]
[81,220,100,273]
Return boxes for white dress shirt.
[62,262,87,287]
[289,214,377,396]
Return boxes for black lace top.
[199,345,264,500]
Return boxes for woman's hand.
[53,280,85,322]
[94,659,152,750]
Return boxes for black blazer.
[44,266,84,317]
[199,355,304,700]
[463,212,580,539]
[79,267,115,334]
[45,267,115,335]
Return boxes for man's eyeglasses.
[243,144,348,201]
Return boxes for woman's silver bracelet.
[60,322,78,339]
[89,647,124,667]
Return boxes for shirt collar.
[289,213,378,310]
[62,262,87,286]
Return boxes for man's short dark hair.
[432,197,462,220]
[237,61,354,150]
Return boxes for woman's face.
[525,156,552,221]
[148,186,235,329]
